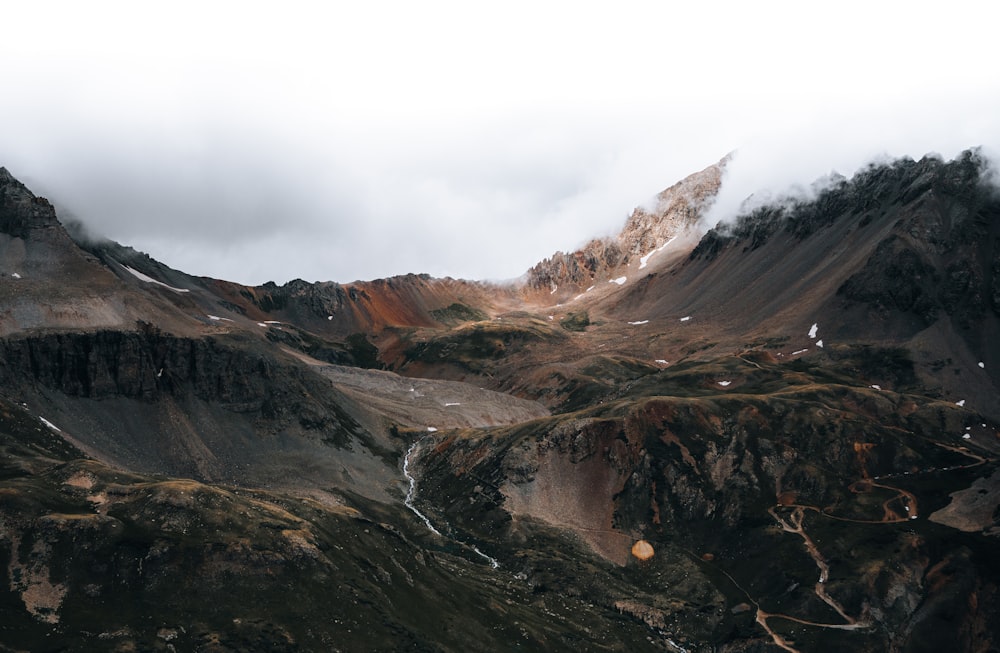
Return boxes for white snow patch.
[956,399,966,407]
[427,427,438,432]
[548,315,554,320]
[122,264,189,293]
[328,315,333,321]
[207,315,232,322]
[11,272,21,279]
[816,339,824,348]
[263,320,282,324]
[550,284,558,295]
[444,402,461,407]
[808,323,819,339]
[610,276,627,286]
[717,381,732,387]
[156,368,163,378]
[870,384,882,390]
[257,323,268,327]
[962,433,971,440]
[627,320,649,325]
[791,348,809,356]
[39,416,61,432]
[679,316,691,322]
[586,285,595,292]
[638,236,677,270]
[655,359,669,365]
[979,361,985,369]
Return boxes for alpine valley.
[1,150,998,652]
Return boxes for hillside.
[1,151,998,652]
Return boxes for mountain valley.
[1,151,999,652]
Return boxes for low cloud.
[1,3,998,285]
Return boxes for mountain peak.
[0,166,61,238]
[524,154,728,296]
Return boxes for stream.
[403,440,500,569]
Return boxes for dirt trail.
[746,438,996,651]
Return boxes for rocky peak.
[0,167,62,238]
[524,155,728,293]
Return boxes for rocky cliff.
[524,155,728,295]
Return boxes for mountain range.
[1,150,998,652]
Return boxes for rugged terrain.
[1,151,998,652]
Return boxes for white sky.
[1,1,998,285]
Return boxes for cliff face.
[524,155,728,294]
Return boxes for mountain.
[0,151,998,652]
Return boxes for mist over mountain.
[1,149,999,652]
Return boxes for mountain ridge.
[1,151,999,651]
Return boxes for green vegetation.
[560,311,591,332]
[429,302,488,325]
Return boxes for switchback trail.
[734,438,995,651]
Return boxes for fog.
[2,2,997,285]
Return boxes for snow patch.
[427,427,438,432]
[627,320,649,325]
[791,348,808,356]
[444,402,461,407]
[207,315,233,322]
[257,323,268,327]
[956,399,966,407]
[586,285,595,292]
[328,315,333,321]
[808,323,819,338]
[39,416,61,432]
[121,264,189,293]
[655,359,669,365]
[638,236,677,270]
[870,384,882,390]
[610,276,627,285]
[962,433,972,440]
[11,272,21,279]
[717,381,732,387]
[816,339,824,348]
[979,361,985,369]
[679,316,691,322]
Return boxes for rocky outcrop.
[525,155,728,293]
[0,329,360,438]
[0,167,62,238]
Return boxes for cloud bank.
[1,2,997,285]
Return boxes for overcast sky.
[2,1,998,285]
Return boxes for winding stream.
[403,440,500,569]
[403,441,443,536]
